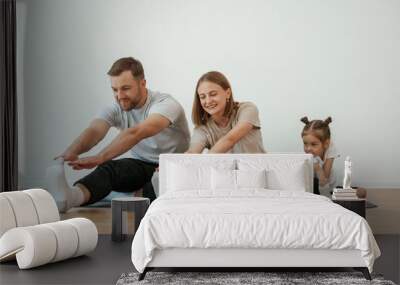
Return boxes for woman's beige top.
[190,102,266,153]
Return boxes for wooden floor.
[365,188,400,234]
[61,207,136,235]
[61,207,112,234]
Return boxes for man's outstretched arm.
[56,119,111,161]
[68,114,170,169]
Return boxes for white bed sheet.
[131,190,380,273]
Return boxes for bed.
[131,154,380,280]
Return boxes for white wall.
[17,0,400,188]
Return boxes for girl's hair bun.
[324,117,332,125]
[300,116,310,125]
[301,116,332,141]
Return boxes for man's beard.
[118,99,137,111]
[118,85,142,111]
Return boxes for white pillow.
[211,168,236,190]
[166,161,235,192]
[211,168,267,190]
[167,163,209,191]
[237,169,267,189]
[266,166,306,191]
[238,159,308,191]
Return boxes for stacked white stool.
[0,189,98,269]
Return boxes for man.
[47,57,190,212]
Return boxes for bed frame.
[140,248,370,280]
[139,154,371,280]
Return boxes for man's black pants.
[74,158,157,204]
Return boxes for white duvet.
[131,190,380,273]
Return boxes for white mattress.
[131,190,380,273]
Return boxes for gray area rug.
[116,271,396,285]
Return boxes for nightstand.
[332,199,366,218]
[111,197,150,242]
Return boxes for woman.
[187,71,266,153]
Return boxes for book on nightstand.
[332,187,360,200]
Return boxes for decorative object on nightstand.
[332,187,358,200]
[343,156,352,189]
[111,197,150,242]
[332,156,358,200]
[332,156,366,217]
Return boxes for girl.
[186,71,265,154]
[301,116,340,197]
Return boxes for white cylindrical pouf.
[24,189,60,224]
[0,226,57,269]
[0,196,17,237]
[1,192,39,227]
[42,221,79,262]
[0,218,98,269]
[64,218,98,257]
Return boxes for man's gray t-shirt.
[96,89,190,164]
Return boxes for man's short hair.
[107,57,145,80]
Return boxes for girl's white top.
[317,142,340,196]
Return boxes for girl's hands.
[313,156,323,165]
[313,156,329,187]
